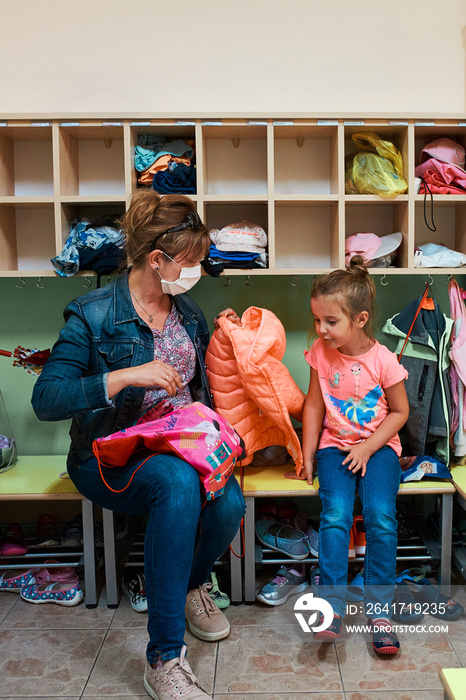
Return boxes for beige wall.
[1,0,465,115]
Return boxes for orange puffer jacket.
[205,306,305,472]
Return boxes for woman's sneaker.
[122,572,147,613]
[144,644,211,699]
[185,583,230,641]
[256,566,309,606]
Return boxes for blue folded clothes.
[152,163,196,194]
[135,139,194,172]
[208,245,260,262]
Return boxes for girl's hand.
[341,442,373,477]
[213,308,241,329]
[108,361,182,399]
[284,460,314,484]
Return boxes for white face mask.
[157,255,201,295]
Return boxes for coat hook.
[36,277,46,288]
[446,274,453,284]
[380,275,389,286]
[104,138,112,149]
[291,275,300,287]
[15,277,26,289]
[427,274,434,286]
[297,137,304,148]
[82,275,92,288]
[245,275,251,286]
[232,137,240,148]
[222,275,231,286]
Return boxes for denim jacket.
[31,272,212,467]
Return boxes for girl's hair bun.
[348,255,369,277]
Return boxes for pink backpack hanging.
[92,402,246,500]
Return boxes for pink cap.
[345,232,402,266]
[420,138,465,170]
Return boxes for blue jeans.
[316,445,401,618]
[68,451,245,663]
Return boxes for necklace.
[130,289,164,323]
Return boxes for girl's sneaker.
[1,523,28,556]
[20,562,83,607]
[208,571,230,610]
[368,617,400,654]
[0,568,36,593]
[256,565,309,606]
[34,514,61,546]
[123,572,148,613]
[313,613,342,640]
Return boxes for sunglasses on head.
[150,211,203,252]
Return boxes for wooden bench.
[439,668,466,700]
[0,456,118,608]
[234,464,455,603]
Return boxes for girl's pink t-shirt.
[305,338,408,456]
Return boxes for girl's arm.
[301,368,326,484]
[342,379,409,476]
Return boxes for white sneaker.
[122,573,147,613]
[144,644,211,699]
[185,583,230,641]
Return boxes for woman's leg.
[68,452,204,664]
[316,447,356,617]
[188,474,245,590]
[357,445,401,617]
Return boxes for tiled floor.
[0,579,465,699]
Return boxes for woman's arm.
[342,380,409,476]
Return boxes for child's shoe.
[294,512,320,557]
[34,514,61,546]
[0,568,36,593]
[313,613,342,640]
[368,617,400,654]
[208,571,230,610]
[309,565,320,595]
[20,561,83,607]
[256,565,309,606]
[348,527,356,558]
[1,523,28,556]
[122,572,147,613]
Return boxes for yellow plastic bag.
[345,132,408,198]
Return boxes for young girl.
[303,257,409,655]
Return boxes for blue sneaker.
[256,566,309,606]
[255,519,309,559]
[294,512,319,557]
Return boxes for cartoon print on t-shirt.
[350,362,362,399]
[327,384,383,426]
[327,366,345,390]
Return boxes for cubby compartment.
[0,203,55,271]
[60,202,126,253]
[274,124,339,195]
[344,124,409,196]
[0,126,54,196]
[202,124,267,195]
[414,125,466,194]
[345,201,408,268]
[414,201,466,263]
[130,123,196,192]
[274,202,339,271]
[58,125,125,196]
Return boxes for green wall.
[0,273,463,456]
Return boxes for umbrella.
[0,346,50,376]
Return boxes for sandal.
[410,579,464,621]
[391,584,424,622]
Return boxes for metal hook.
[380,275,389,286]
[106,276,113,285]
[427,274,434,286]
[291,275,300,287]
[222,275,231,287]
[245,275,251,286]
[36,277,46,288]
[82,275,92,288]
[15,277,26,289]
[446,274,453,284]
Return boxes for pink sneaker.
[1,523,28,556]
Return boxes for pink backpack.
[92,402,246,500]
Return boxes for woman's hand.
[107,361,182,399]
[213,308,241,329]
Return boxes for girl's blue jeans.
[68,451,245,664]
[316,445,401,618]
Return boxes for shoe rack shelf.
[0,114,466,276]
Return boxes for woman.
[32,190,245,700]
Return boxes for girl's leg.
[188,474,245,590]
[68,452,204,664]
[316,447,356,617]
[357,445,401,617]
